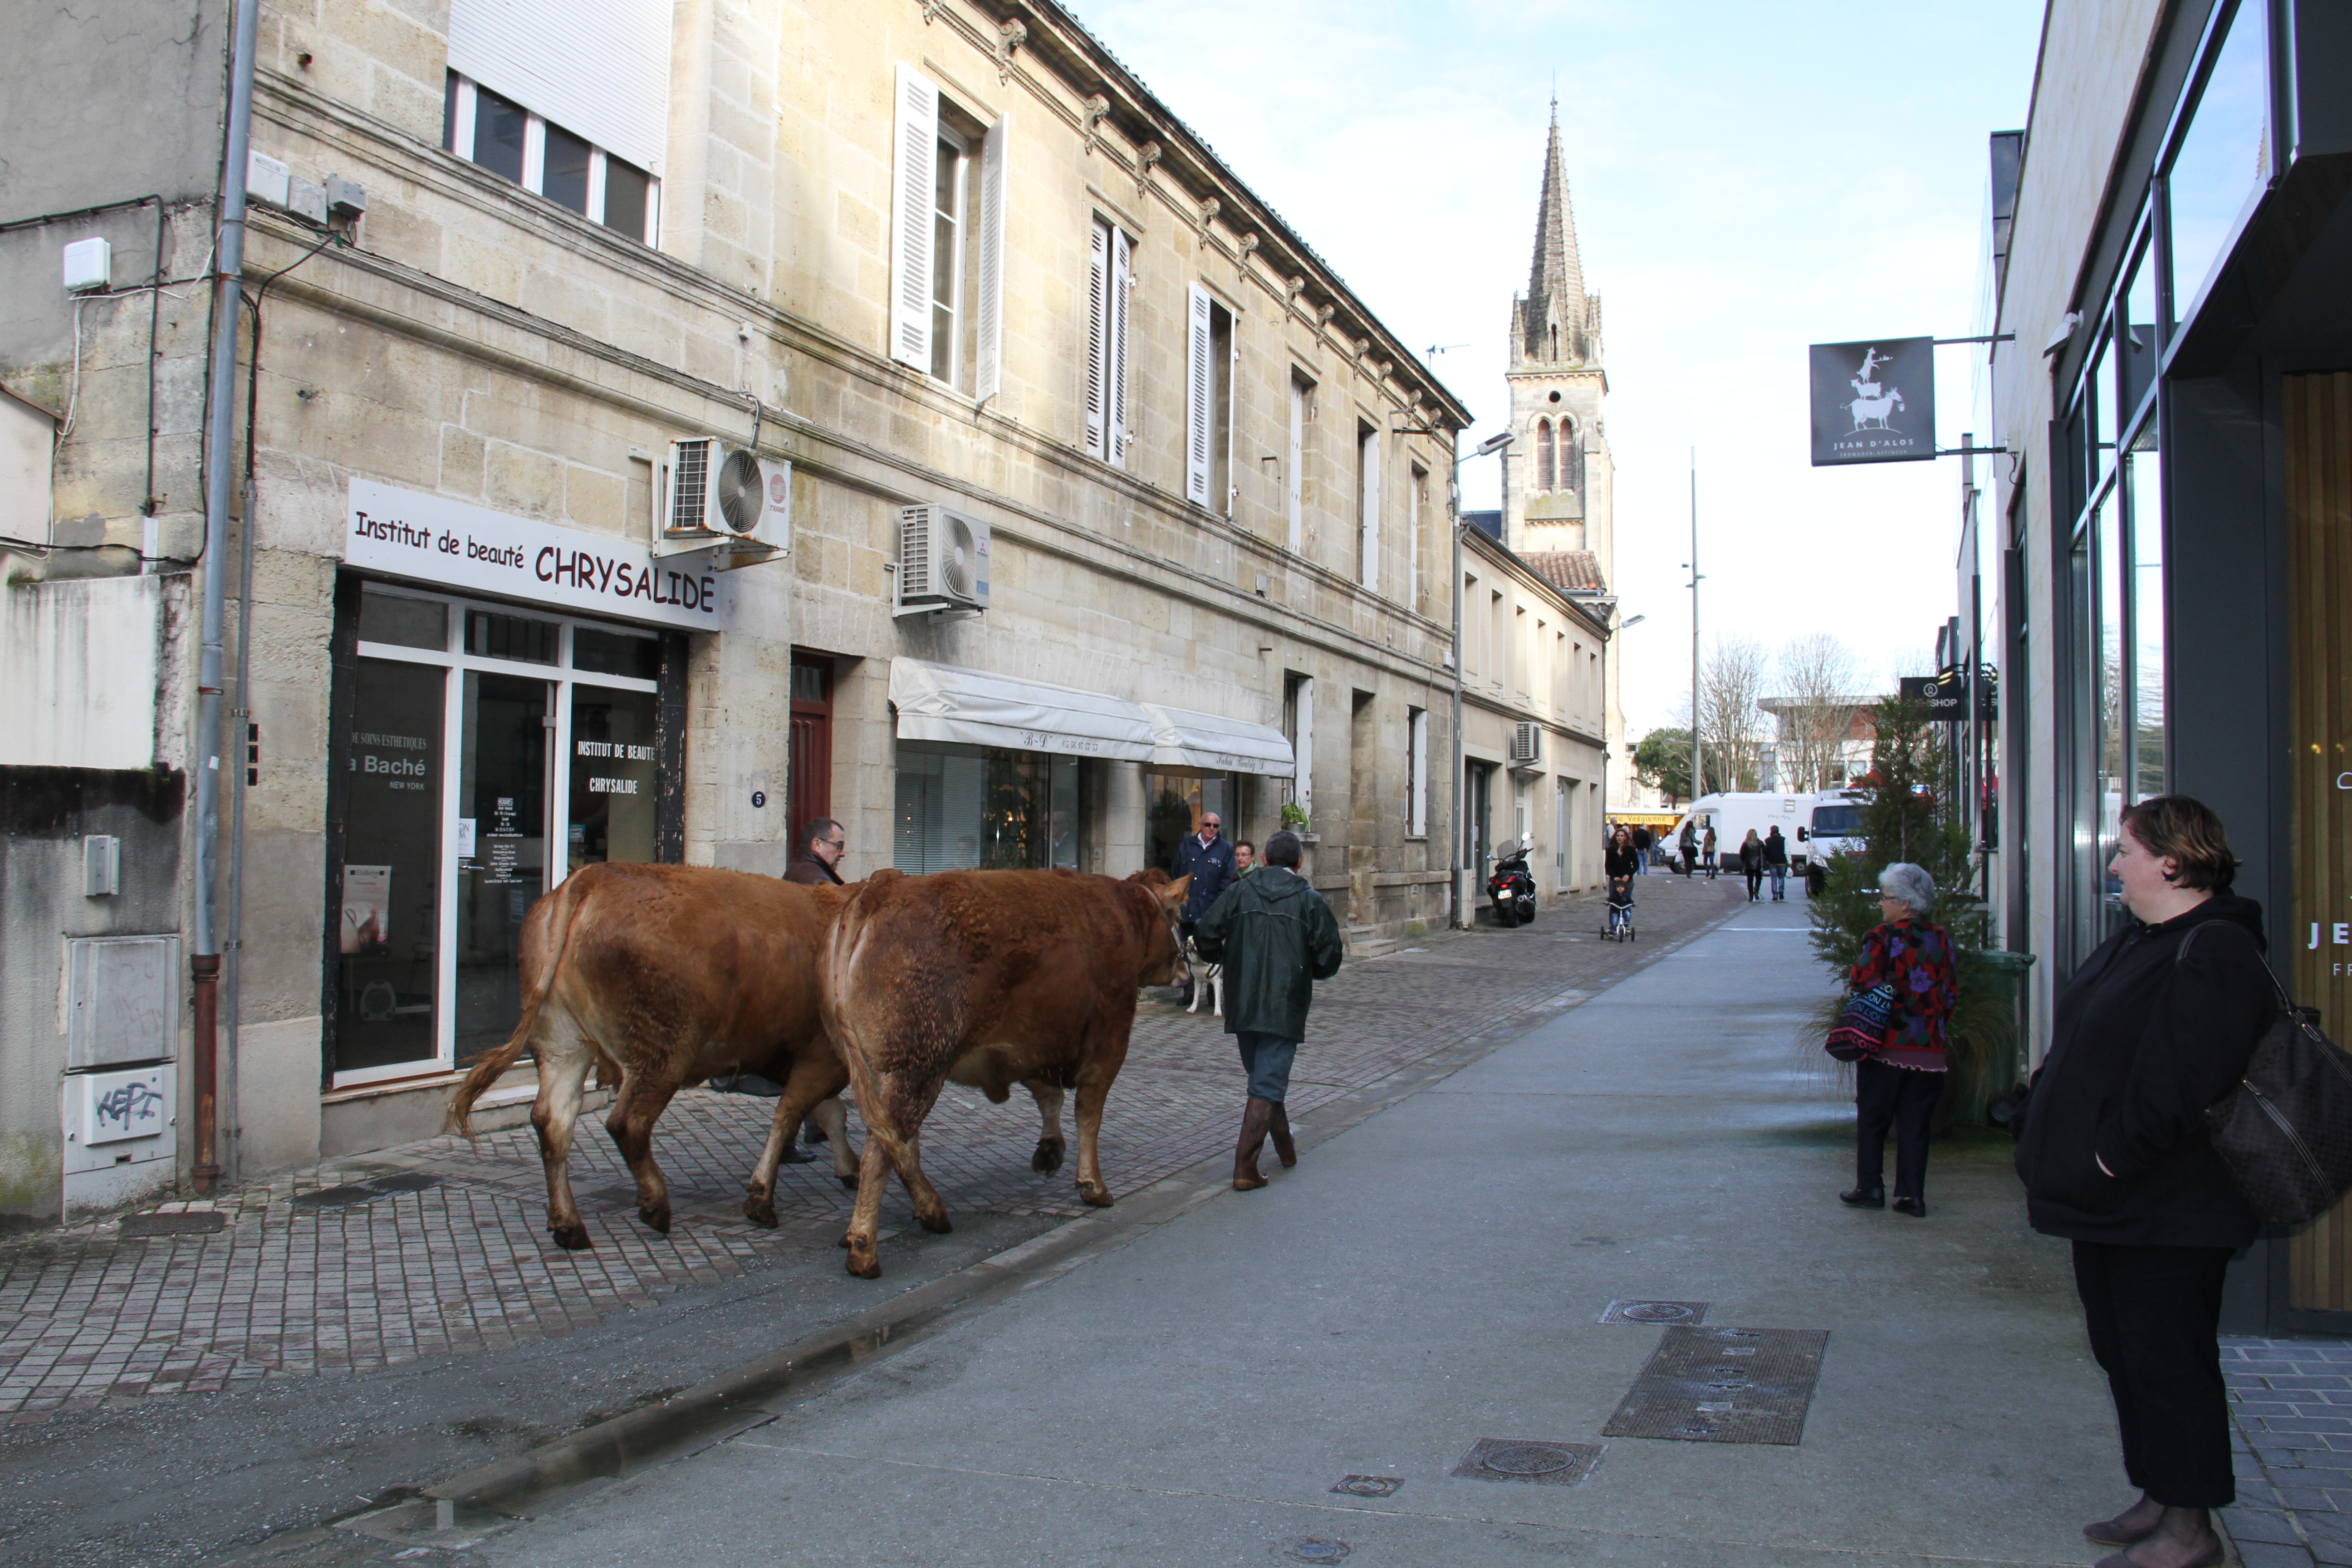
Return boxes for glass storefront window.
[2120,233,2158,415]
[2127,441,2166,801]
[2166,0,2271,324]
[338,584,669,1087]
[2091,337,2118,486]
[1145,771,1235,878]
[2096,500,2127,932]
[894,742,1088,874]
[337,659,446,1073]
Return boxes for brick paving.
[0,877,1744,1423]
[2225,1338,2352,1566]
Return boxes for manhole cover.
[1329,1475,1401,1498]
[1602,1326,1830,1446]
[1599,1298,1709,1325]
[289,1184,380,1210]
[120,1211,225,1236]
[1280,1540,1351,1563]
[1451,1438,1604,1487]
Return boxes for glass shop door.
[455,672,554,1064]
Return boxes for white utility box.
[62,237,110,293]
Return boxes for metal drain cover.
[1599,1298,1709,1325]
[1601,1326,1829,1446]
[1451,1438,1604,1486]
[1329,1475,1401,1498]
[120,1211,226,1236]
[1280,1540,1351,1563]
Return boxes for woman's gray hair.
[1878,862,1937,919]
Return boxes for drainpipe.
[192,0,260,1196]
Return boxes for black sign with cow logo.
[1809,337,1936,466]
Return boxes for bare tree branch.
[1770,633,1863,793]
[1698,636,1769,792]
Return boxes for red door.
[788,653,832,843]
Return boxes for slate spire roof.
[1515,99,1596,368]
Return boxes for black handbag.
[2185,926,2352,1227]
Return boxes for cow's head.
[1128,870,1191,986]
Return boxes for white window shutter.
[1108,228,1132,467]
[974,113,1008,404]
[1185,284,1212,506]
[889,64,939,372]
[1085,220,1108,456]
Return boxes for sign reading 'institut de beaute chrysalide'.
[343,478,731,630]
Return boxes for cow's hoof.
[1031,1137,1066,1176]
[550,1223,593,1251]
[916,1209,954,1235]
[1077,1181,1115,1208]
[743,1196,777,1229]
[845,1239,882,1279]
[637,1203,672,1235]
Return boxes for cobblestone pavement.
[2225,1337,2352,1566]
[0,877,1744,1423]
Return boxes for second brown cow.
[822,867,1191,1278]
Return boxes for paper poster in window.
[342,864,392,954]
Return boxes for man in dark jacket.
[784,818,847,885]
[1630,823,1653,874]
[1192,830,1343,1191]
[1763,826,1790,901]
[1171,809,1236,1002]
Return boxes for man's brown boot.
[1234,1098,1274,1191]
[1268,1102,1297,1167]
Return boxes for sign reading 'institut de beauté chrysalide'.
[343,478,731,630]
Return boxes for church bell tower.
[1504,103,1611,578]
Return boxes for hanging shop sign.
[1899,671,1997,720]
[344,479,731,631]
[1808,337,1936,466]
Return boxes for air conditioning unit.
[896,504,990,615]
[1509,721,1543,767]
[656,439,789,568]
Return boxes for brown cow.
[823,866,1191,1278]
[447,862,859,1250]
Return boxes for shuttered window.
[1357,420,1381,594]
[443,72,658,244]
[1186,284,1236,514]
[448,0,670,176]
[891,64,1007,397]
[1086,217,1132,466]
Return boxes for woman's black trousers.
[1744,867,1764,898]
[1853,1058,1939,1199]
[2071,1240,2236,1509]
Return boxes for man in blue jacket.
[1193,830,1344,1191]
[1171,808,1236,1004]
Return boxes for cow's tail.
[447,871,593,1140]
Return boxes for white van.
[1794,787,1870,892]
[1667,792,1810,872]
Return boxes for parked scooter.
[1487,841,1538,927]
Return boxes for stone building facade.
[0,0,1473,1218]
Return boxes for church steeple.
[1514,101,1597,368]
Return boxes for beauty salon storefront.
[887,657,1294,879]
[324,481,711,1093]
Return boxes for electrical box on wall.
[61,1063,176,1177]
[67,935,178,1069]
[62,237,111,293]
[83,835,120,897]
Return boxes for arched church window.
[1561,417,1580,490]
[1535,419,1555,491]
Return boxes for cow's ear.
[1161,873,1192,904]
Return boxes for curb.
[400,898,1750,1523]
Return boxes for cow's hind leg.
[605,1064,686,1234]
[529,1013,599,1250]
[1024,1079,1066,1174]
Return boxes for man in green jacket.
[1191,829,1344,1191]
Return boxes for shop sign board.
[345,479,731,631]
[1898,672,1996,720]
[1808,337,1936,466]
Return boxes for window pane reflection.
[2097,503,2127,932]
[2167,0,2270,322]
[338,660,445,1073]
[2129,444,2166,800]
[543,123,591,215]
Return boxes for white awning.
[1142,703,1295,779]
[890,658,1155,761]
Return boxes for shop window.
[894,741,1084,874]
[2127,441,2166,799]
[1145,771,1236,881]
[573,626,659,679]
[2164,0,2271,325]
[467,608,559,663]
[357,592,446,652]
[2119,228,2158,416]
[337,659,446,1075]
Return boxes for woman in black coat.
[1737,828,1765,902]
[2015,795,2274,1568]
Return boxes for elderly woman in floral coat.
[1838,862,1960,1217]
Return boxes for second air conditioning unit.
[896,504,990,615]
[656,439,789,568]
[1509,720,1543,767]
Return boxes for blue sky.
[1081,0,2048,734]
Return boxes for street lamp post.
[1685,450,1704,803]
[1449,431,1513,930]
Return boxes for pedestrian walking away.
[1701,823,1719,879]
[784,816,848,885]
[1738,828,1765,901]
[1191,829,1343,1192]
[2015,795,2275,1568]
[1678,816,1699,877]
[1630,822,1653,873]
[1764,824,1790,900]
[1838,862,1958,1218]
[1171,809,1237,1006]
